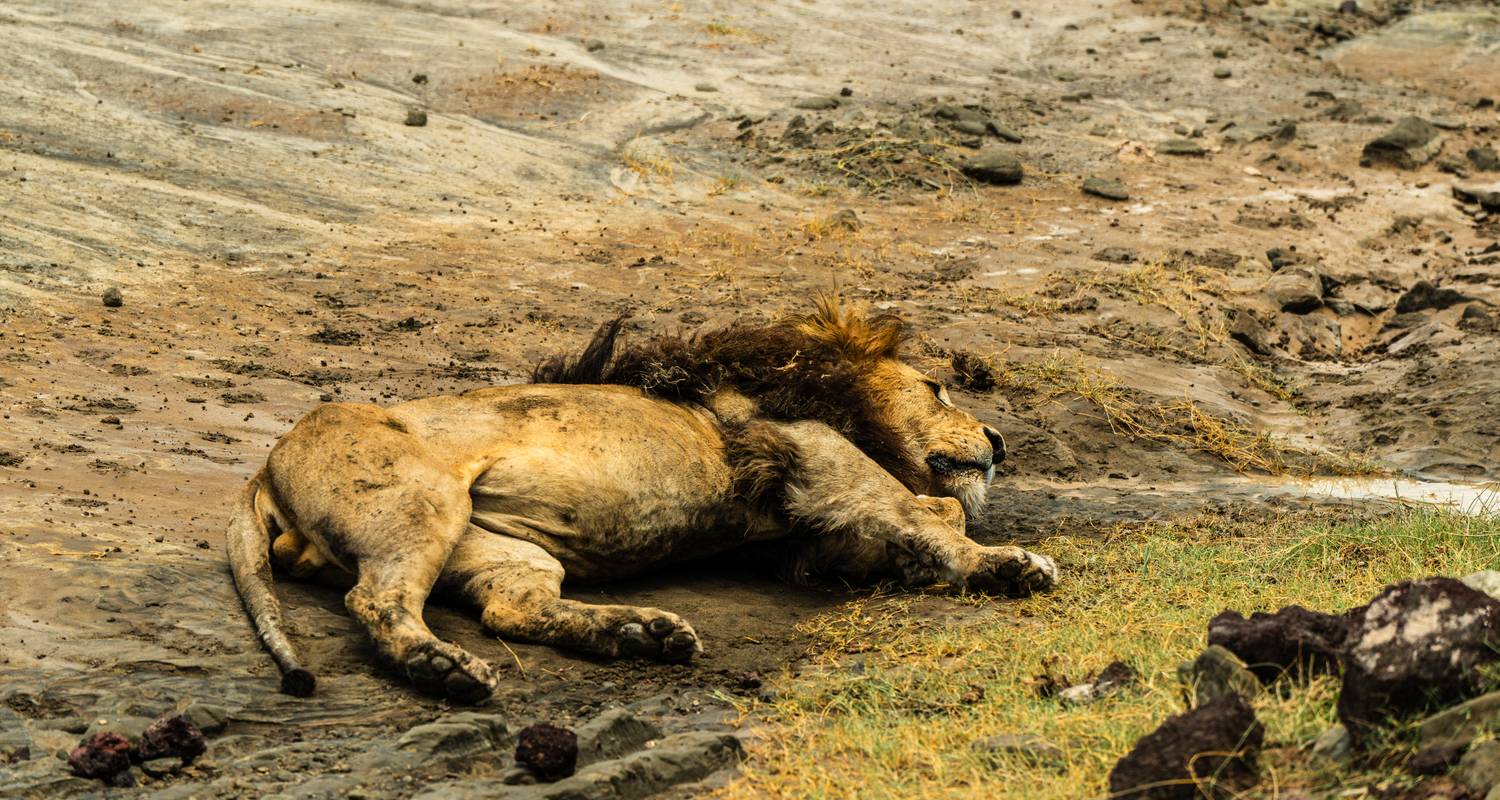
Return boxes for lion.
[227,297,1058,702]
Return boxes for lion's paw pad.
[405,642,496,704]
[616,614,702,664]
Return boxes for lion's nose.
[983,427,1006,464]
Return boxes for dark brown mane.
[532,297,924,488]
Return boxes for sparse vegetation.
[723,506,1500,799]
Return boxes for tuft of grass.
[721,507,1500,800]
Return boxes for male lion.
[227,298,1057,702]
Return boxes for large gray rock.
[1265,267,1323,313]
[1420,690,1500,747]
[575,709,661,766]
[1361,117,1442,168]
[397,713,511,759]
[413,731,743,800]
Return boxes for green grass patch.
[721,507,1500,799]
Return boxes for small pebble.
[1213,67,1232,79]
[404,108,428,127]
[585,39,605,52]
[102,287,123,308]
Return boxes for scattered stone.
[1460,305,1496,333]
[1454,185,1500,213]
[575,709,661,766]
[1228,312,1271,355]
[137,714,205,764]
[1324,98,1363,120]
[1341,281,1395,314]
[1109,694,1264,800]
[412,73,428,84]
[221,391,265,405]
[585,39,605,52]
[1207,605,1347,682]
[971,733,1064,766]
[1060,661,1140,706]
[68,732,132,780]
[952,118,987,136]
[961,149,1023,185]
[1310,724,1351,766]
[399,719,499,759]
[1212,47,1229,58]
[1469,146,1500,172]
[515,723,578,781]
[1439,157,1472,178]
[180,702,229,736]
[1395,280,1472,313]
[404,108,428,127]
[1420,690,1500,747]
[822,208,861,232]
[1338,578,1500,742]
[1361,117,1443,169]
[102,287,123,308]
[1409,741,1468,775]
[1082,176,1128,201]
[1264,267,1324,314]
[1092,246,1136,264]
[0,450,23,467]
[84,716,154,747]
[309,326,363,345]
[1158,139,1206,157]
[988,122,1023,143]
[1455,741,1500,796]
[694,83,718,93]
[1178,646,1260,706]
[1213,67,1232,79]
[791,96,840,111]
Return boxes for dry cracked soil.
[2,0,1499,796]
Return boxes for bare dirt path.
[2,0,1498,795]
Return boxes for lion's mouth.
[926,454,991,476]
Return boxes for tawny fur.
[226,298,1057,702]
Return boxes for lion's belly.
[440,387,784,580]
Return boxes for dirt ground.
[2,0,1499,796]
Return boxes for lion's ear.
[797,293,906,359]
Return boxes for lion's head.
[532,296,1005,518]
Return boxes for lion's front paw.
[962,546,1058,597]
[615,611,702,664]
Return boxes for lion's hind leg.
[265,403,497,703]
[440,529,702,663]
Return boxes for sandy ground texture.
[2,0,1499,796]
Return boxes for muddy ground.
[2,0,1499,796]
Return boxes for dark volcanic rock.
[1108,694,1264,800]
[515,723,578,781]
[404,107,428,127]
[102,287,123,308]
[68,732,133,780]
[1361,117,1442,169]
[137,714,206,764]
[1395,280,1472,313]
[961,149,1023,185]
[1338,578,1500,742]
[1207,605,1349,682]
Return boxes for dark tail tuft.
[531,316,628,385]
[280,668,317,698]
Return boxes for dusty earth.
[2,0,1499,796]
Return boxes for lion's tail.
[225,469,316,697]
